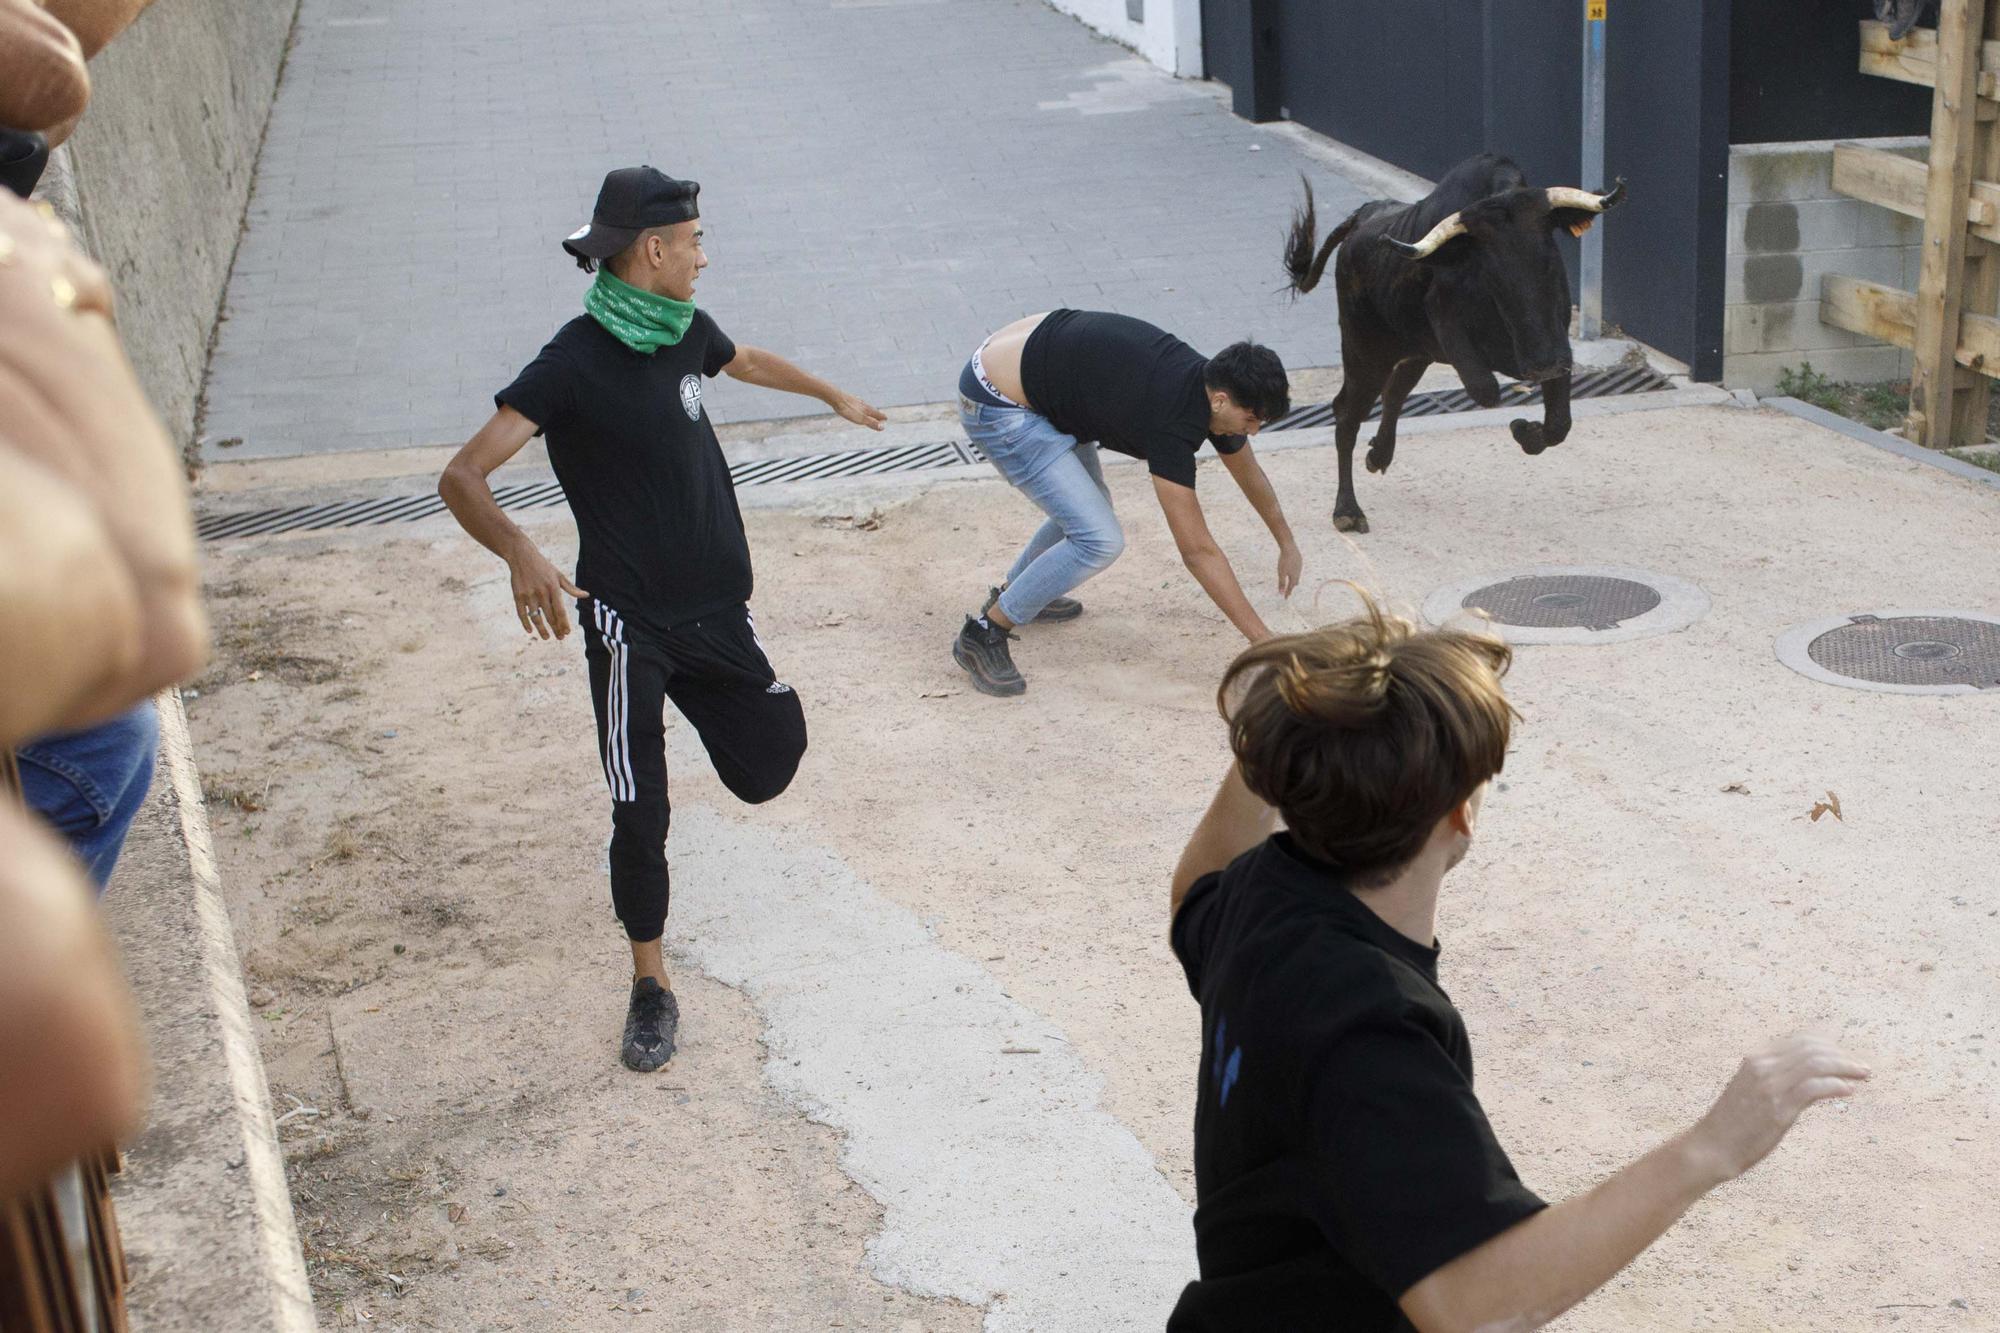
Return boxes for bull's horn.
[1545,179,1627,212]
[1383,211,1467,259]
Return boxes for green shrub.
[1775,361,1843,413]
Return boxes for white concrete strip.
[666,802,1195,1331]
[1763,395,2000,492]
[1257,119,1435,204]
[155,689,320,1332]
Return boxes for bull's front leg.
[1511,370,1571,456]
[1366,357,1430,475]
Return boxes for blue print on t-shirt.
[1213,1015,1243,1109]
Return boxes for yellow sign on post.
[1587,0,1606,19]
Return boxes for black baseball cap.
[561,166,700,261]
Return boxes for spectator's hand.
[0,447,141,746]
[0,802,149,1202]
[1685,1033,1871,1185]
[1276,539,1302,598]
[831,391,886,431]
[0,189,209,700]
[0,0,90,133]
[507,543,586,640]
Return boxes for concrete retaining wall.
[61,0,298,465]
[1041,0,1202,76]
[1723,137,1924,394]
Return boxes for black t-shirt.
[1167,834,1545,1332]
[496,310,746,626]
[1018,309,1245,489]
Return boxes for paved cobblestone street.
[202,0,1376,459]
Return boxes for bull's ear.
[1548,181,1625,236]
[1548,207,1599,237]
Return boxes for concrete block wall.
[1723,137,1925,394]
[60,0,299,465]
[1041,0,1203,76]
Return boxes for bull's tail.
[1284,176,1363,297]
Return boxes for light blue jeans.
[959,394,1126,625]
[17,702,159,893]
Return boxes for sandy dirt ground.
[187,402,2000,1330]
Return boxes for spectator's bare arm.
[41,0,158,59]
[0,446,141,746]
[0,802,150,1202]
[0,190,209,700]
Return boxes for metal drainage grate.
[1462,574,1662,632]
[1787,613,2000,693]
[1423,565,1709,645]
[197,438,983,541]
[1267,363,1673,432]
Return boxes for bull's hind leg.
[1366,357,1430,475]
[1511,371,1572,455]
[1332,358,1390,533]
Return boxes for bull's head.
[1384,180,1627,384]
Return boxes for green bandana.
[585,268,695,354]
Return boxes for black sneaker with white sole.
[622,977,680,1072]
[952,615,1026,697]
[983,585,1083,623]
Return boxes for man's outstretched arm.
[438,406,586,640]
[1399,1034,1872,1333]
[724,344,886,431]
[1154,478,1272,642]
[1218,442,1302,598]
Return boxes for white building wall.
[1042,0,1204,77]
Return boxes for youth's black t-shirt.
[496,310,745,626]
[1167,834,1545,1332]
[1018,309,1245,489]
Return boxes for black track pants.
[582,599,807,942]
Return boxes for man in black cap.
[440,166,885,1072]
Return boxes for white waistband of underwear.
[973,337,1024,408]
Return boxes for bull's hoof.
[1365,439,1395,474]
[1332,510,1370,534]
[1511,418,1550,455]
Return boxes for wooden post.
[1951,0,2000,443]
[1909,0,1987,445]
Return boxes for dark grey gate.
[1200,0,1925,383]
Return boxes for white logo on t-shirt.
[680,373,703,421]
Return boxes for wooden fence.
[1825,1,2000,447]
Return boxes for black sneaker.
[621,977,679,1072]
[983,585,1083,624]
[952,615,1026,697]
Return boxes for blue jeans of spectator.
[18,702,159,893]
[959,395,1126,626]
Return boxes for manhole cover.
[1423,566,1708,645]
[1793,614,2000,692]
[1461,575,1663,631]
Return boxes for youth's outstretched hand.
[832,391,886,431]
[1685,1033,1871,1185]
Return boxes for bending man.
[950,309,1302,696]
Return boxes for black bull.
[1284,153,1627,533]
